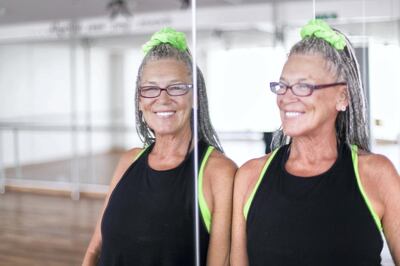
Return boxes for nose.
[280,86,296,97]
[278,87,298,104]
[157,89,172,102]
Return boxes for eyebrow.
[169,80,187,84]
[142,81,158,85]
[279,77,309,83]
[141,80,186,85]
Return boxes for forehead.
[282,53,336,82]
[141,58,191,83]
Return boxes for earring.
[341,106,346,111]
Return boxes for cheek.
[183,94,193,109]
[138,97,147,111]
[276,96,283,108]
[317,94,336,110]
[184,102,193,115]
[139,98,155,111]
[188,92,194,106]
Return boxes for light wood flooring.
[0,191,104,266]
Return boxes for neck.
[284,132,340,177]
[148,127,194,171]
[152,127,193,158]
[289,132,339,162]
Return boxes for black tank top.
[246,143,383,266]
[98,141,212,266]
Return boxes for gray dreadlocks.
[272,29,370,152]
[135,43,223,152]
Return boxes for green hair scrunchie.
[300,19,346,50]
[142,27,188,54]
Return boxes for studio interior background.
[0,0,399,265]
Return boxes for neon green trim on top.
[199,146,215,233]
[133,147,148,161]
[351,145,383,232]
[243,148,280,220]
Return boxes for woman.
[231,19,400,265]
[83,27,236,266]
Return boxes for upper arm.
[378,159,400,264]
[82,147,143,265]
[203,151,237,266]
[359,153,400,264]
[230,156,269,266]
[206,151,237,222]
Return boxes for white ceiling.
[1,0,397,46]
[0,0,276,25]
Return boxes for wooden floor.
[0,191,103,266]
[4,150,123,185]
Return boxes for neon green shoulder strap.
[198,146,215,233]
[133,146,148,161]
[351,145,383,231]
[243,148,280,220]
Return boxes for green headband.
[300,19,346,50]
[142,27,188,54]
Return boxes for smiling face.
[139,58,193,138]
[278,53,348,139]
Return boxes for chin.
[146,119,190,138]
[282,126,306,138]
[153,127,178,136]
[154,125,188,137]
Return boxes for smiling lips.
[284,111,304,118]
[155,111,175,117]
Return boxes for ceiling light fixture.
[107,0,132,19]
[180,0,190,9]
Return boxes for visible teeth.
[285,111,302,117]
[156,111,174,117]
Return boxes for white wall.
[0,42,114,166]
[0,43,70,119]
[369,42,400,141]
[207,47,285,132]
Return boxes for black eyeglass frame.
[139,84,193,98]
[269,81,347,97]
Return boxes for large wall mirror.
[0,0,398,264]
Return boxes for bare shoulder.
[202,149,238,193]
[119,147,144,166]
[109,147,145,188]
[206,149,238,178]
[358,150,400,208]
[235,153,274,201]
[358,150,399,183]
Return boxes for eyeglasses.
[139,84,193,98]
[269,81,347,97]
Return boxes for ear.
[335,86,349,112]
